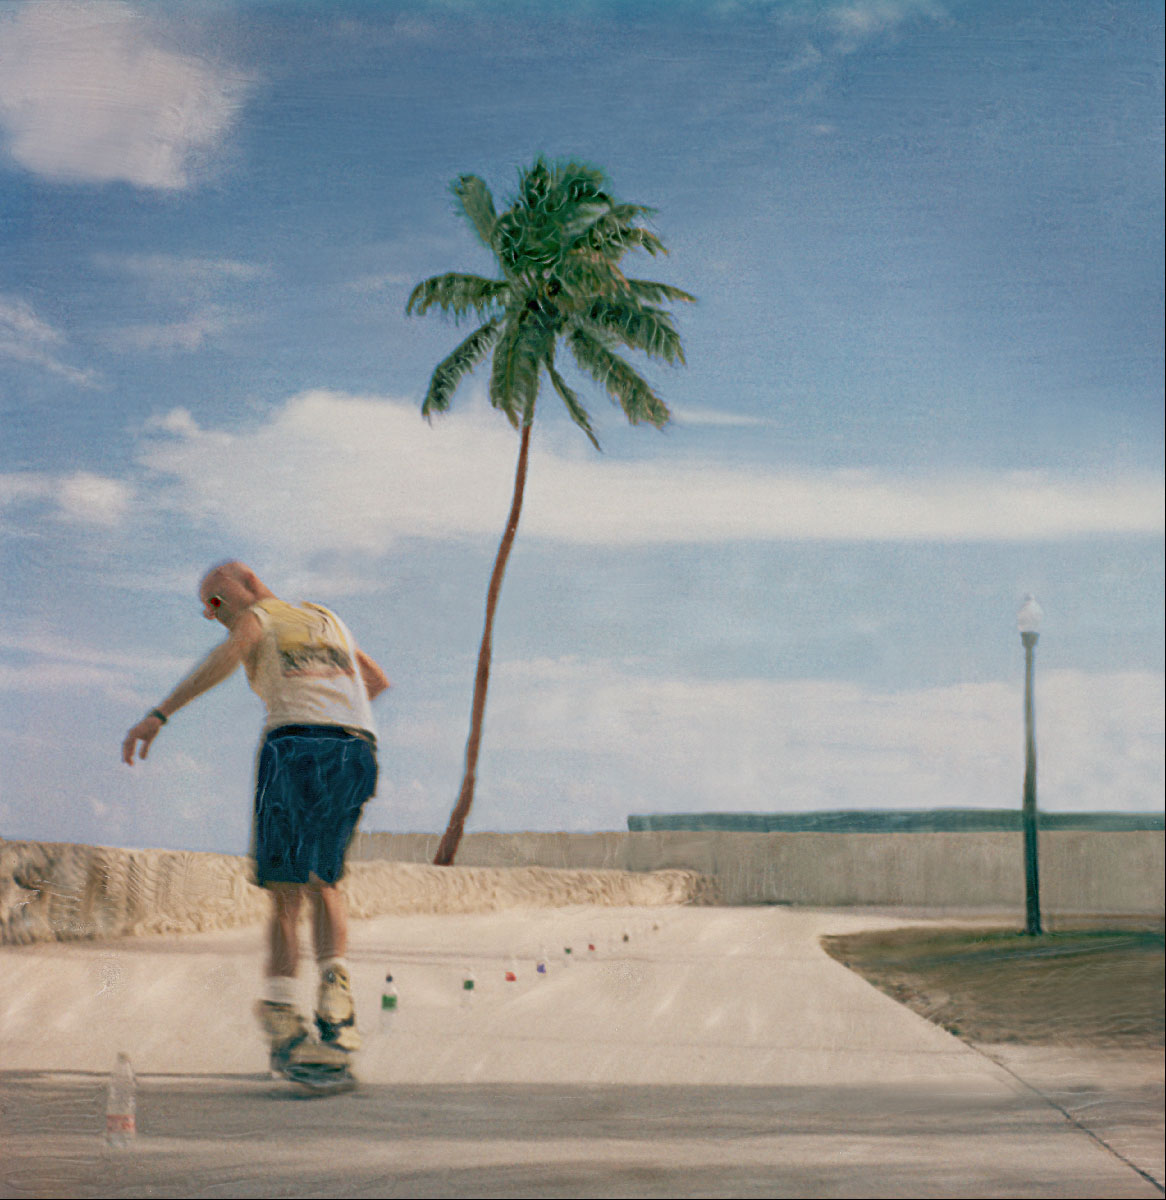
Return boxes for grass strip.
[821,925,1165,1046]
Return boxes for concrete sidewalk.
[2,906,1161,1197]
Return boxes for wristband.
[148,708,168,725]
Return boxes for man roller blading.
[121,561,389,1092]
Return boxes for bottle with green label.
[379,973,398,1033]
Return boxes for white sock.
[318,956,348,977]
[265,976,298,1006]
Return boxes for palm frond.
[556,162,611,206]
[546,359,600,450]
[518,157,554,213]
[567,328,670,428]
[580,301,686,365]
[489,316,545,428]
[406,273,508,319]
[616,226,667,258]
[627,279,697,306]
[451,175,498,249]
[552,255,629,304]
[565,201,657,246]
[572,209,666,261]
[422,319,501,418]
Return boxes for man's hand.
[357,650,390,701]
[122,714,165,765]
[119,612,258,766]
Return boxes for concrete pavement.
[1,906,1161,1197]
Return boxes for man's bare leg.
[267,883,303,979]
[310,882,348,964]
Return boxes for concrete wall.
[352,830,1166,914]
[0,838,714,946]
[5,829,1158,946]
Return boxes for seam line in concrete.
[967,1042,1165,1195]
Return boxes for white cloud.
[670,405,769,428]
[98,253,268,286]
[144,408,202,439]
[57,472,133,525]
[826,0,943,42]
[136,391,1164,557]
[0,295,99,387]
[472,658,1165,818]
[109,308,232,353]
[0,626,193,713]
[0,471,132,527]
[138,391,517,556]
[0,2,252,189]
[0,628,190,676]
[776,0,945,62]
[0,660,141,700]
[345,271,413,294]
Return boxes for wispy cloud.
[825,0,944,44]
[468,658,1165,822]
[669,405,769,428]
[775,0,946,68]
[94,254,265,353]
[0,627,191,676]
[135,391,1164,560]
[0,637,180,704]
[0,471,132,526]
[95,253,269,294]
[108,308,233,354]
[0,295,99,387]
[345,271,413,294]
[0,1,253,189]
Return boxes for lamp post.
[1017,594,1043,936]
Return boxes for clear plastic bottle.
[105,1051,136,1148]
[379,974,399,1033]
[535,946,548,977]
[460,968,476,1008]
[504,956,518,983]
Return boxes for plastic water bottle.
[460,968,476,1008]
[561,945,573,967]
[379,974,398,1033]
[535,946,548,977]
[105,1052,136,1147]
[504,956,518,983]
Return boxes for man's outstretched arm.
[121,612,261,765]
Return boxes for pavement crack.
[969,1041,1165,1195]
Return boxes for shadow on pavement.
[4,1070,1161,1199]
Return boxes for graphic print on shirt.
[271,603,355,679]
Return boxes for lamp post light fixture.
[1017,594,1043,936]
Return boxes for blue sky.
[1,0,1162,853]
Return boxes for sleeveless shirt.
[245,599,376,735]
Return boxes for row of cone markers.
[106,924,655,1144]
[380,928,643,1025]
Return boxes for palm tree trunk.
[433,420,533,866]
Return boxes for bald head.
[199,561,275,627]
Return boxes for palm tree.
[407,157,694,866]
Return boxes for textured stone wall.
[0,838,716,946]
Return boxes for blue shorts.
[253,725,378,887]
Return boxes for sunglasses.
[206,595,223,609]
